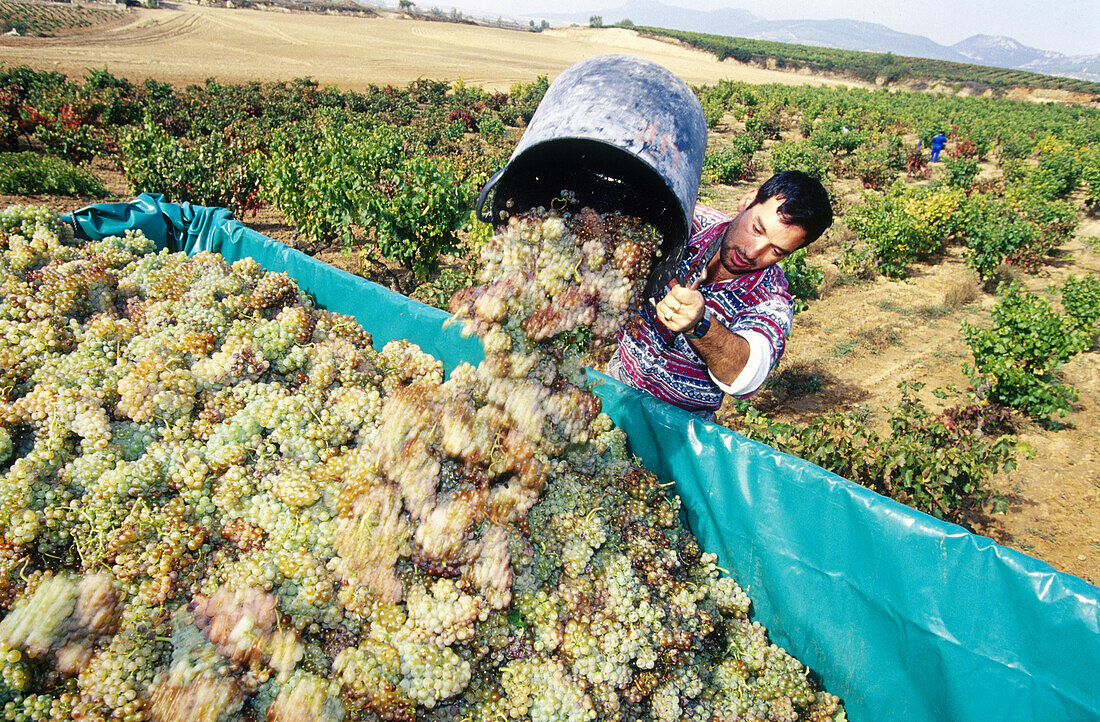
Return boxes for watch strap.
[688,307,711,338]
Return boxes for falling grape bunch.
[0,203,844,721]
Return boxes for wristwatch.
[687,307,711,339]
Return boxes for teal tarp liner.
[64,195,1100,722]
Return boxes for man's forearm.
[685,322,750,387]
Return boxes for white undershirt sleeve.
[708,329,773,397]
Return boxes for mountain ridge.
[535,0,1100,82]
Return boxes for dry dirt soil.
[2,4,1098,588]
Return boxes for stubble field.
[0,2,864,91]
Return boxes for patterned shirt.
[615,203,794,412]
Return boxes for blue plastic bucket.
[476,54,707,250]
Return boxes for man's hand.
[656,278,752,387]
[655,278,704,334]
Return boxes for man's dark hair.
[750,170,833,245]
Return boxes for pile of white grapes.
[0,203,844,721]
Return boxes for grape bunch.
[0,205,844,722]
[450,207,660,360]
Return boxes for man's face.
[709,194,807,282]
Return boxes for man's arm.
[655,280,751,386]
[683,318,752,386]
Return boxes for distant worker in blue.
[929,132,947,162]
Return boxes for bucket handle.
[475,167,506,224]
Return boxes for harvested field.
[0,3,866,90]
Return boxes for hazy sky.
[404,0,1100,57]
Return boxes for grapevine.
[0,204,843,721]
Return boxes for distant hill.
[951,35,1060,68]
[746,18,962,61]
[539,0,1100,82]
[951,35,1100,82]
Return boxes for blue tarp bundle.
[65,195,1100,722]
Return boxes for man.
[607,170,833,417]
[930,132,947,162]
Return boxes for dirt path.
[0,3,866,90]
